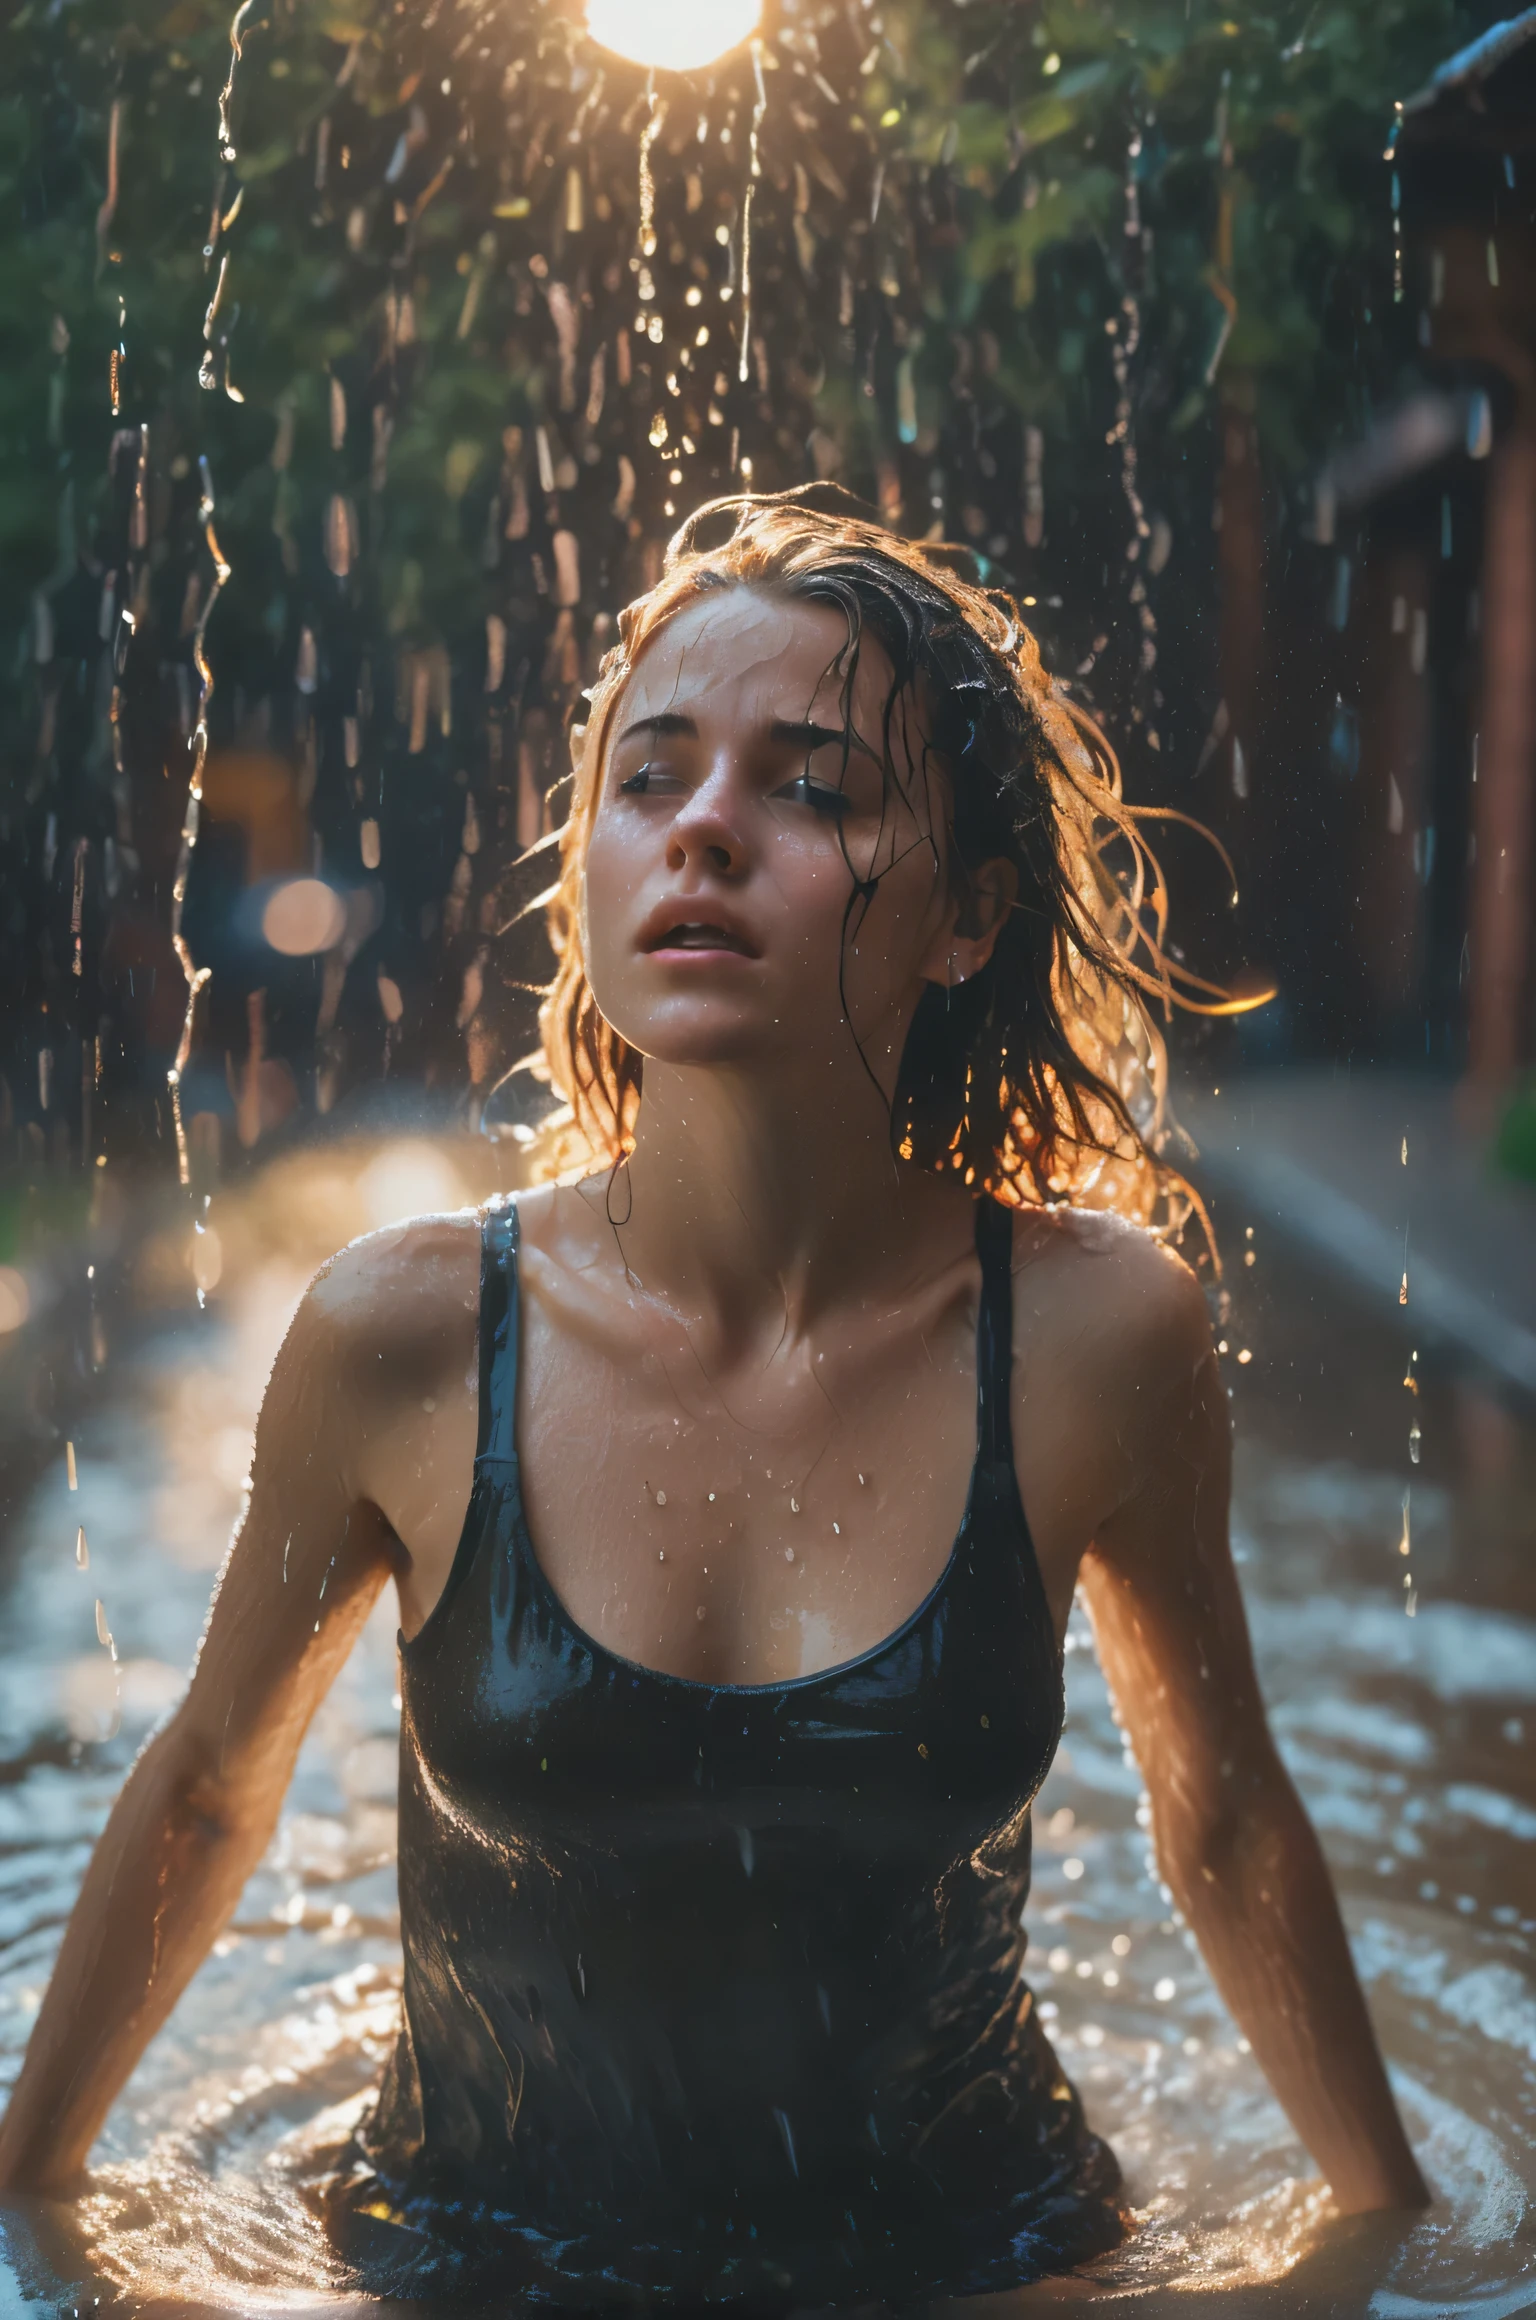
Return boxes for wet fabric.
[343,1196,1124,2306]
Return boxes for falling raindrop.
[76,1527,89,1569]
[166,458,231,1187]
[736,43,768,387]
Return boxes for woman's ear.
[919,855,1018,987]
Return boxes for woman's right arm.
[0,1264,398,2194]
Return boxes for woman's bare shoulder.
[305,1204,483,1336]
[1009,1202,1213,1376]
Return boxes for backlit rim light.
[584,0,761,73]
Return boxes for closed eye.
[772,772,850,816]
[618,761,686,797]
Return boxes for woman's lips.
[642,920,759,959]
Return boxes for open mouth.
[645,921,758,957]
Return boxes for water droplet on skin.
[707,1492,716,1501]
[784,1548,794,1563]
[696,1605,706,1621]
[655,1490,667,1507]
[658,1549,665,1562]
[75,1527,89,1569]
[857,1472,866,1486]
[790,1498,799,1514]
[832,1522,840,1535]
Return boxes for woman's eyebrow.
[616,710,698,744]
[615,710,879,761]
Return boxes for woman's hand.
[1073,1253,1430,2215]
[0,1256,399,2195]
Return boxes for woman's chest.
[413,1501,1060,1838]
[514,1299,984,1688]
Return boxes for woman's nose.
[666,772,746,879]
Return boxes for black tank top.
[346,1196,1123,2305]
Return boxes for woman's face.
[582,587,997,1085]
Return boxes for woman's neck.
[607,1056,975,1341]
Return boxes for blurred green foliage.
[0,0,1494,672]
[1495,1078,1536,1188]
[866,0,1489,471]
[0,0,1505,1152]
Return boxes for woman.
[0,492,1427,2304]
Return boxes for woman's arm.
[1076,1263,1429,2215]
[0,1273,397,2194]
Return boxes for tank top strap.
[972,1196,1017,1471]
[477,1196,521,1467]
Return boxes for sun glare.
[584,0,761,74]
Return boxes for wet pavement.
[1179,1068,1536,1398]
[0,1132,1532,2317]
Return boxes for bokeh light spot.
[358,1141,466,1228]
[261,878,347,956]
[0,1267,29,1333]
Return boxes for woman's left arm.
[1075,1259,1430,2215]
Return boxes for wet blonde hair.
[527,487,1245,1243]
